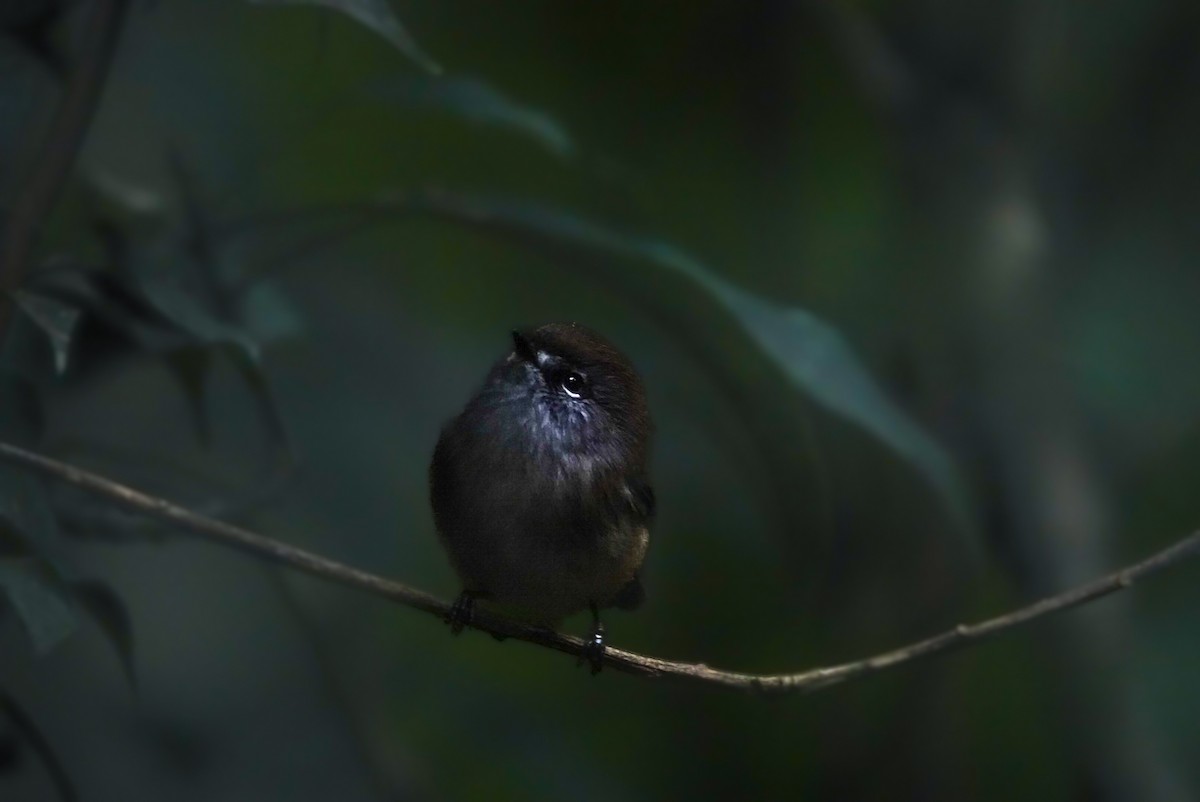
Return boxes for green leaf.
[137,277,260,360]
[0,466,68,570]
[0,0,64,30]
[85,166,165,217]
[0,375,44,438]
[0,522,30,557]
[226,346,294,457]
[23,262,201,359]
[104,198,261,361]
[0,689,78,802]
[47,213,294,452]
[0,472,81,653]
[164,347,214,444]
[0,291,56,384]
[71,581,136,691]
[711,287,972,530]
[238,280,304,344]
[372,75,573,158]
[8,289,80,374]
[0,561,77,654]
[0,36,55,196]
[400,192,973,534]
[249,0,441,74]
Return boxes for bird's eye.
[560,372,586,399]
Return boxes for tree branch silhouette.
[1,440,1196,694]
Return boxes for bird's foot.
[445,591,477,635]
[577,604,606,674]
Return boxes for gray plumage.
[430,323,654,630]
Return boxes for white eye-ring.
[561,372,585,398]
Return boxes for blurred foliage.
[1,0,1199,800]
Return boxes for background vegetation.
[1,1,1198,799]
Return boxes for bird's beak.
[511,330,536,363]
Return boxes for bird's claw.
[445,591,476,634]
[577,619,606,674]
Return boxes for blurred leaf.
[402,192,972,533]
[239,280,304,344]
[0,0,61,29]
[167,147,225,282]
[164,347,213,444]
[124,157,299,453]
[24,262,200,359]
[0,36,55,198]
[0,376,44,438]
[134,280,293,453]
[29,256,253,363]
[71,580,136,691]
[136,277,260,359]
[8,289,80,374]
[101,163,269,361]
[249,0,441,74]
[0,466,68,569]
[372,75,573,158]
[0,287,59,384]
[0,730,15,773]
[227,346,294,457]
[86,166,165,216]
[0,689,77,802]
[0,0,67,78]
[0,560,77,653]
[0,523,30,557]
[710,286,972,532]
[25,213,297,457]
[0,471,83,653]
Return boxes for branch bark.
[1,440,1196,694]
[0,0,129,340]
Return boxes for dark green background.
[1,1,1199,799]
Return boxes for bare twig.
[0,0,129,341]
[0,440,1196,694]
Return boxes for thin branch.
[1,440,1196,694]
[0,0,130,340]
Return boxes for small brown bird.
[429,323,654,671]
